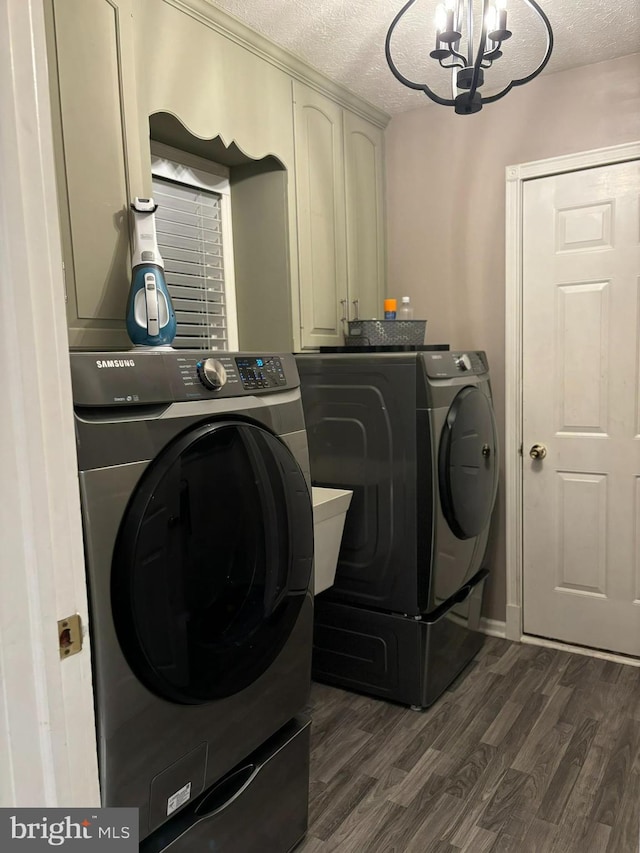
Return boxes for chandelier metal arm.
[384,0,456,107]
[468,0,477,66]
[439,58,466,70]
[466,0,491,103]
[449,46,467,65]
[483,42,503,61]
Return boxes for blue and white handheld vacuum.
[126,197,177,347]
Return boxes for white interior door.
[522,159,640,656]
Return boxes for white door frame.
[0,0,100,806]
[504,140,640,643]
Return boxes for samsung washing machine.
[296,349,498,709]
[70,349,314,850]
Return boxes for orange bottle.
[384,298,397,319]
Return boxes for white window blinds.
[151,172,236,350]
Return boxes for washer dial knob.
[455,353,472,372]
[197,358,227,390]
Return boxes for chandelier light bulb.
[432,3,455,57]
[485,5,497,32]
[489,0,511,41]
[437,0,461,44]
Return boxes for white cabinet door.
[343,111,385,324]
[293,81,348,350]
[293,83,386,349]
[522,160,640,655]
[48,0,143,349]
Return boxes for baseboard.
[478,620,640,668]
[479,617,507,638]
[520,634,640,668]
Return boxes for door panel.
[555,471,607,595]
[556,282,609,432]
[522,159,640,655]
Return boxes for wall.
[385,53,640,622]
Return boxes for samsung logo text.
[95,359,136,369]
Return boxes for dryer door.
[111,421,313,704]
[438,386,498,540]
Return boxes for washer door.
[439,386,498,540]
[111,421,313,704]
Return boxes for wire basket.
[346,319,427,347]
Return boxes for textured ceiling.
[206,0,640,115]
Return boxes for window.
[150,142,238,351]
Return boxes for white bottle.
[397,296,414,320]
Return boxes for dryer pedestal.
[140,716,311,853]
[312,571,487,709]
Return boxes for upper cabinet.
[134,0,295,169]
[293,81,348,351]
[293,81,385,350]
[47,0,144,349]
[46,0,388,352]
[343,112,386,330]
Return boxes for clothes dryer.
[71,350,313,847]
[296,350,498,708]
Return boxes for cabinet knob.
[351,299,359,320]
[340,299,348,323]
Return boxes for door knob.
[529,443,547,460]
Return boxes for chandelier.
[385,0,554,114]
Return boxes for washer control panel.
[235,356,287,391]
[69,350,298,406]
[423,351,488,378]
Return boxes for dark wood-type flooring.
[297,638,640,852]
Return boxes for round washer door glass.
[111,421,313,704]
[439,386,498,540]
